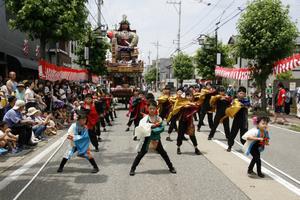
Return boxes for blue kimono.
[64,122,92,160]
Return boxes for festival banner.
[38,60,89,82]
[215,66,252,80]
[273,53,300,75]
[92,75,100,84]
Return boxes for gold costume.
[166,97,191,122]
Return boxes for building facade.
[0,0,39,81]
[152,58,177,89]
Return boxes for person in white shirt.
[25,81,37,109]
[24,81,46,110]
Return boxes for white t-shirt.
[25,88,36,103]
[59,88,66,100]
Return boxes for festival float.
[106,15,144,107]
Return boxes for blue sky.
[88,0,300,64]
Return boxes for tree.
[144,67,157,84]
[194,37,233,79]
[276,71,294,81]
[172,53,194,85]
[6,0,89,59]
[76,26,110,75]
[237,0,298,111]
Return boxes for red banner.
[215,66,252,80]
[38,60,89,82]
[273,53,300,75]
[92,75,100,84]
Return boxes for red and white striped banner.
[92,75,100,84]
[215,66,252,80]
[38,60,89,82]
[273,53,300,75]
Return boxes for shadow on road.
[136,169,171,175]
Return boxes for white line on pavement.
[215,119,300,184]
[13,136,67,200]
[212,139,300,196]
[0,135,66,191]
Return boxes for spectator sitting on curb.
[26,107,48,141]
[0,121,19,153]
[3,100,38,151]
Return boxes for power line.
[206,8,245,35]
[93,0,109,26]
[85,4,98,26]
[198,0,236,35]
[180,0,222,39]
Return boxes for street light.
[197,34,208,46]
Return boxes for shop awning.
[14,56,38,70]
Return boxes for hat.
[17,83,25,87]
[27,107,41,116]
[13,100,25,110]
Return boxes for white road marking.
[212,119,300,184]
[12,136,67,200]
[0,136,66,191]
[212,139,300,196]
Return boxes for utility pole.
[152,41,161,92]
[167,0,182,54]
[148,50,151,66]
[97,0,103,27]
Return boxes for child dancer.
[227,86,250,152]
[177,91,201,155]
[197,82,216,132]
[126,90,139,131]
[242,116,270,178]
[57,112,99,173]
[129,100,176,176]
[208,86,231,140]
[82,94,99,152]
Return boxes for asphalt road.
[1,110,250,200]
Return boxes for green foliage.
[172,53,194,84]
[276,71,294,80]
[6,0,89,58]
[194,37,233,79]
[76,26,110,75]
[144,67,157,84]
[236,0,298,110]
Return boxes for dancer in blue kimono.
[57,112,99,173]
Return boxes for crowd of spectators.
[0,71,116,155]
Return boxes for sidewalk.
[195,132,300,199]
